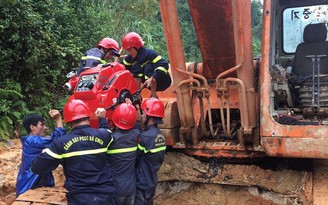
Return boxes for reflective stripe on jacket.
[136,124,166,192]
[107,127,141,197]
[31,125,115,195]
[77,48,105,76]
[122,47,169,81]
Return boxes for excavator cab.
[262,1,328,158]
[271,6,328,124]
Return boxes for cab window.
[282,5,328,53]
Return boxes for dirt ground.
[0,139,326,205]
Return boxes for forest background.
[0,0,263,140]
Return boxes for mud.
[156,152,311,205]
[0,139,326,205]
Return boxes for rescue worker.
[76,37,120,76]
[16,109,66,197]
[122,32,172,98]
[134,98,167,205]
[31,99,117,205]
[107,102,141,205]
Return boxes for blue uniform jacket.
[123,47,171,91]
[31,124,115,195]
[107,127,141,197]
[77,48,105,76]
[136,124,166,191]
[16,127,66,196]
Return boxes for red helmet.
[122,32,144,50]
[97,37,119,51]
[64,99,91,123]
[112,103,137,130]
[141,98,165,118]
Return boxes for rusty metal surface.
[187,0,236,79]
[261,137,328,158]
[172,141,265,158]
[159,0,258,149]
[160,0,196,144]
[161,100,181,145]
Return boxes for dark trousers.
[143,64,172,91]
[134,188,155,205]
[67,192,118,205]
[118,195,135,205]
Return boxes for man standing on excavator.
[76,37,120,76]
[122,32,172,98]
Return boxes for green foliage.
[0,80,27,140]
[0,0,80,104]
[0,0,78,140]
[69,0,163,55]
[251,0,263,57]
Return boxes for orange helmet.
[141,98,164,118]
[97,37,119,52]
[122,32,144,50]
[112,103,137,130]
[64,99,91,123]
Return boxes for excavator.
[159,0,328,160]
[13,0,328,204]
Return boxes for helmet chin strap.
[99,46,109,57]
[144,115,151,127]
[103,48,110,56]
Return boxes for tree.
[0,0,165,139]
[251,0,263,57]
